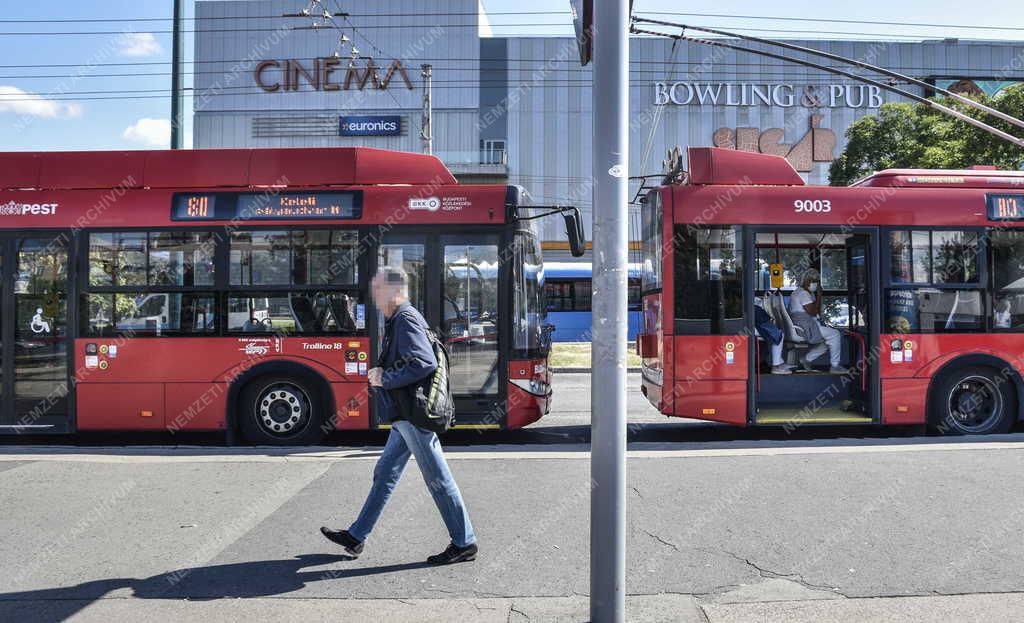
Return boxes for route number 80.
[794,199,831,213]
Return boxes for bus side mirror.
[562,208,586,257]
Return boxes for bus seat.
[329,294,357,333]
[289,294,318,333]
[768,291,803,343]
[768,291,810,365]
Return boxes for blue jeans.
[349,420,476,548]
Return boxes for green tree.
[829,84,1024,186]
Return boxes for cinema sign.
[654,82,883,109]
[255,58,414,93]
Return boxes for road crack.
[641,528,682,553]
[508,602,531,621]
[707,548,849,597]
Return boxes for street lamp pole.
[170,0,185,149]
[590,0,629,621]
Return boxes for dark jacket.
[376,302,438,423]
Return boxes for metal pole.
[590,0,628,621]
[170,0,185,149]
[421,64,433,155]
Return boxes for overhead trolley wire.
[0,10,1021,33]
[632,18,1024,148]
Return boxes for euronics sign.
[339,115,404,137]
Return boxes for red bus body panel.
[671,336,748,425]
[74,337,373,431]
[0,147,544,435]
[507,360,551,429]
[646,147,1024,428]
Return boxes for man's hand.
[367,367,383,387]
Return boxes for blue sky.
[0,0,1021,151]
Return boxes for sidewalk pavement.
[4,441,1024,621]
[7,592,1024,622]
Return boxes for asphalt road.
[4,373,1024,621]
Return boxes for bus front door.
[0,235,71,433]
[376,234,504,429]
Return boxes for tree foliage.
[829,84,1024,186]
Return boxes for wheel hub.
[948,376,1001,433]
[258,385,308,435]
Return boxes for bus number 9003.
[794,199,832,213]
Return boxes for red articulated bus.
[638,146,1024,435]
[0,147,579,444]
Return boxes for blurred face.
[371,273,396,308]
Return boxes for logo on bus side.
[408,197,441,212]
[407,196,470,212]
[0,200,58,216]
[238,337,282,357]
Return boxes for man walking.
[321,267,477,564]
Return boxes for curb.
[552,367,642,373]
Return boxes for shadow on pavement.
[0,553,433,621]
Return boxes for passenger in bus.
[321,267,477,565]
[754,300,792,374]
[789,269,848,374]
[994,297,1013,329]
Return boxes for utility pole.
[590,0,629,621]
[421,64,433,155]
[170,0,185,149]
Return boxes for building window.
[480,139,506,165]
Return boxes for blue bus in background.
[544,262,643,342]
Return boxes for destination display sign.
[172,192,362,221]
[987,194,1024,220]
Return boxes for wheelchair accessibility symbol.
[30,308,51,334]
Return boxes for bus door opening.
[752,231,873,426]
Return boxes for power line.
[0,23,1014,40]
[0,76,926,100]
[0,12,571,23]
[3,59,1016,71]
[635,11,1024,33]
[0,10,1021,34]
[0,66,947,80]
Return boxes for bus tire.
[238,375,328,445]
[928,366,1016,436]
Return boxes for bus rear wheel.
[239,375,327,445]
[929,366,1016,435]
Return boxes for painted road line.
[1,439,1024,463]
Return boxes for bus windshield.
[513,219,547,355]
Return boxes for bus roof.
[853,168,1024,189]
[656,147,1024,228]
[677,147,1024,190]
[0,147,458,190]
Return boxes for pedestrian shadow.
[0,554,434,622]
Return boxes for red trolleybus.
[638,147,1024,435]
[0,147,582,444]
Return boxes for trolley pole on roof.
[588,0,629,620]
[170,0,185,149]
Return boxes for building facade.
[193,1,1024,253]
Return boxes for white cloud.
[122,118,171,147]
[0,86,82,118]
[117,32,162,57]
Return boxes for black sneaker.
[427,542,478,565]
[320,527,364,558]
